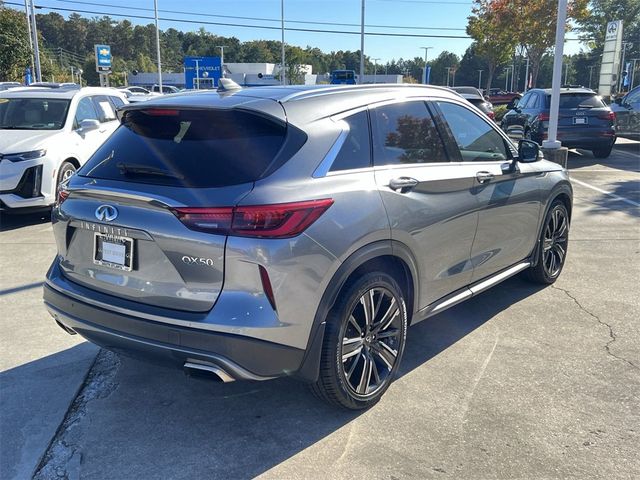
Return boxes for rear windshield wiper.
[117,162,184,180]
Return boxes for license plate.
[573,117,588,125]
[93,233,134,271]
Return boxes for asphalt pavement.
[1,141,638,480]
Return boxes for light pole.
[216,46,227,78]
[524,57,530,92]
[564,58,570,85]
[477,70,483,90]
[194,59,200,89]
[281,0,285,85]
[153,0,163,91]
[359,0,365,84]
[588,65,596,89]
[542,0,568,150]
[451,67,456,87]
[372,58,380,83]
[420,46,432,84]
[504,66,511,91]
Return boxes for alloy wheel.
[340,287,402,398]
[542,206,569,278]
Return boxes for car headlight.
[2,149,47,162]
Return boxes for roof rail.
[279,83,455,103]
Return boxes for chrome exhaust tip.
[183,360,235,383]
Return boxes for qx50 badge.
[181,256,215,267]
[95,205,118,222]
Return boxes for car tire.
[524,201,570,284]
[591,143,614,159]
[311,271,408,410]
[57,161,76,189]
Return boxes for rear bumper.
[43,280,306,381]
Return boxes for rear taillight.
[598,111,616,122]
[56,188,69,206]
[538,112,550,122]
[173,199,334,238]
[487,111,495,120]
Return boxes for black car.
[611,86,640,140]
[501,88,616,158]
[451,87,495,121]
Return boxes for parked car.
[119,86,151,95]
[610,85,640,140]
[27,82,80,90]
[452,86,495,121]
[488,89,521,105]
[44,84,572,409]
[151,84,181,94]
[117,88,160,103]
[0,82,21,91]
[0,87,128,212]
[501,87,616,158]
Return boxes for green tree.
[429,51,460,86]
[0,6,31,82]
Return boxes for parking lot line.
[570,178,640,207]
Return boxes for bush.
[493,104,508,122]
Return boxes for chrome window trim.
[312,120,350,178]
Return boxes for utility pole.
[28,0,41,82]
[281,0,286,85]
[542,0,568,151]
[359,0,365,84]
[524,57,530,92]
[23,0,35,80]
[477,70,483,90]
[153,0,163,91]
[372,58,380,83]
[420,46,432,84]
[216,46,227,78]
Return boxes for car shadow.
[568,146,640,173]
[0,210,51,232]
[5,276,545,479]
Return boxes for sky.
[12,0,587,63]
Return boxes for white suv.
[0,87,127,212]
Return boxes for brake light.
[142,109,180,116]
[598,111,616,121]
[487,111,495,120]
[538,112,550,122]
[56,188,69,206]
[173,199,334,238]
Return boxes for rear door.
[372,100,479,307]
[434,100,541,282]
[57,107,289,312]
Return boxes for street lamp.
[477,69,483,89]
[372,57,380,83]
[281,0,286,85]
[588,65,596,89]
[360,0,365,84]
[504,66,512,91]
[153,0,163,91]
[420,46,432,84]
[216,45,227,78]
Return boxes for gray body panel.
[46,84,572,380]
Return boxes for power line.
[6,2,473,39]
[45,0,467,32]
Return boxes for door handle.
[389,177,419,193]
[476,171,494,184]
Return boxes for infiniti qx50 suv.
[44,84,572,409]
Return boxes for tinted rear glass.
[545,93,607,109]
[79,109,287,188]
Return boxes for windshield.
[0,97,71,130]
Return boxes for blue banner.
[95,45,112,72]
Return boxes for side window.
[371,101,448,166]
[109,95,125,109]
[91,95,117,123]
[518,93,532,109]
[625,89,640,104]
[329,111,371,172]
[74,97,99,128]
[437,101,510,162]
[529,93,540,109]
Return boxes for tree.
[429,51,460,86]
[467,1,516,91]
[0,6,31,82]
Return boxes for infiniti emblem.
[95,205,118,222]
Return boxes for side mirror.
[518,139,540,163]
[507,99,519,110]
[614,97,623,105]
[78,119,99,133]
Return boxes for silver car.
[44,84,572,409]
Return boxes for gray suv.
[44,84,572,409]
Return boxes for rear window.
[545,93,607,109]
[79,109,288,187]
